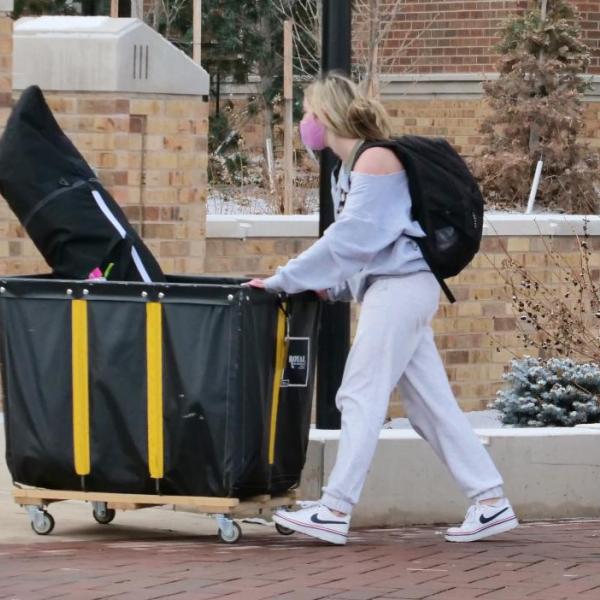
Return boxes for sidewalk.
[2,427,600,599]
[2,520,600,599]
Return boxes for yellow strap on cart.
[268,304,288,465]
[72,299,90,476]
[146,302,164,479]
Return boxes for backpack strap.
[428,265,456,304]
[349,139,457,304]
[332,159,342,183]
[333,139,365,184]
[344,140,366,172]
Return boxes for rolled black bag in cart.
[0,275,320,498]
[0,85,164,282]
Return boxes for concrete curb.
[302,427,600,527]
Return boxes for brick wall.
[381,0,599,75]
[204,232,599,417]
[571,1,600,73]
[218,94,600,175]
[0,91,208,276]
[383,98,600,157]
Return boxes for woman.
[246,72,518,546]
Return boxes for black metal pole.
[316,0,352,429]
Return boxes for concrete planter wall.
[206,212,600,241]
[301,426,600,527]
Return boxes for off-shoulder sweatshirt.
[263,165,430,303]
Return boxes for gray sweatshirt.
[263,165,430,302]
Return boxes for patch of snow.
[207,189,320,216]
[207,192,276,215]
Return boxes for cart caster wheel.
[218,521,242,544]
[275,523,295,536]
[93,507,116,525]
[30,511,55,535]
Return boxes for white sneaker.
[445,498,518,542]
[273,504,350,545]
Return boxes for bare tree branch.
[270,0,320,79]
[353,0,441,97]
[159,0,188,37]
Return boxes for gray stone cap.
[206,213,600,239]
[16,15,137,33]
[379,72,600,100]
[220,71,600,101]
[13,16,209,96]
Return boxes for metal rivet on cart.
[141,291,148,298]
[66,289,73,296]
[82,289,89,296]
[158,292,165,299]
[227,294,234,302]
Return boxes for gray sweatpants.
[321,271,504,515]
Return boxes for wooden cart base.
[12,486,298,543]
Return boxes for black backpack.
[344,136,484,303]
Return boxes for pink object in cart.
[87,267,104,280]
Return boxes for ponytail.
[304,72,392,141]
[346,95,392,140]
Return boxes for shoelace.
[464,501,482,525]
[296,500,320,509]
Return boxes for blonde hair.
[303,72,392,140]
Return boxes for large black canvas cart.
[1,275,320,542]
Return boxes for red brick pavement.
[0,519,599,600]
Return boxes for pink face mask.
[299,114,327,151]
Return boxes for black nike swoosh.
[311,513,347,526]
[479,506,509,524]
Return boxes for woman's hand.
[242,278,266,289]
[243,279,327,300]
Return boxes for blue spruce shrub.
[492,357,600,426]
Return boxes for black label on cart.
[281,337,310,388]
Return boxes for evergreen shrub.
[492,356,600,426]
